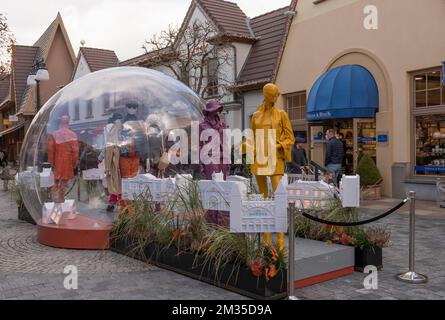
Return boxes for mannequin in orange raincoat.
[247,84,295,252]
[48,115,79,203]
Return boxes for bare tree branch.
[0,13,15,75]
[142,21,232,101]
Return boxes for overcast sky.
[2,0,291,61]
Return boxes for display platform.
[292,238,355,288]
[37,214,113,250]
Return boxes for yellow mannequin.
[247,84,295,252]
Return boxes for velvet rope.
[300,198,409,227]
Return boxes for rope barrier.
[300,198,409,227]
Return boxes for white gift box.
[19,169,39,190]
[42,202,63,225]
[39,168,54,188]
[42,199,77,225]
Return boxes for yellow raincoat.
[250,103,295,176]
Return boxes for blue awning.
[307,65,379,121]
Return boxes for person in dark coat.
[0,150,7,168]
[325,129,344,186]
[288,138,308,174]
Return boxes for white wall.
[233,42,252,77]
[243,90,263,129]
[72,53,91,81]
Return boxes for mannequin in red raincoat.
[48,115,79,203]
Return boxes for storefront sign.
[9,115,18,122]
[415,166,445,173]
[377,134,389,143]
[358,137,376,143]
[3,119,12,126]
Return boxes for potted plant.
[8,180,36,225]
[352,227,390,272]
[356,155,383,200]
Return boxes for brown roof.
[79,47,119,72]
[11,45,39,108]
[33,16,57,62]
[197,0,252,38]
[72,47,119,79]
[17,13,75,115]
[0,74,10,103]
[120,47,175,67]
[32,13,76,63]
[236,6,292,89]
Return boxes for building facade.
[0,13,76,162]
[122,0,295,131]
[275,0,445,199]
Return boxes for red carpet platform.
[37,214,113,250]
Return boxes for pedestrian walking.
[325,129,344,186]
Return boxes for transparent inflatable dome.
[19,67,204,224]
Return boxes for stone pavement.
[0,189,444,300]
[0,190,246,300]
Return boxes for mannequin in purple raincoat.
[199,100,230,225]
[199,100,230,180]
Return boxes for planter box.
[18,206,36,225]
[292,238,355,288]
[110,238,287,300]
[354,247,383,272]
[362,185,382,200]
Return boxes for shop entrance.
[309,118,376,175]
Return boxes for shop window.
[73,103,80,121]
[206,58,219,97]
[414,115,445,176]
[86,100,93,119]
[414,69,444,108]
[286,91,307,122]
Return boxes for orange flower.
[265,265,278,281]
[340,233,353,246]
[334,227,344,236]
[172,229,183,241]
[270,246,279,262]
[321,224,331,230]
[249,261,263,277]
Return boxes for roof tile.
[11,45,39,109]
[79,47,119,72]
[237,6,291,86]
[198,0,251,37]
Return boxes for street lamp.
[27,59,50,111]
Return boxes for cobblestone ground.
[0,189,444,300]
[0,190,245,300]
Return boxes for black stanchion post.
[396,191,428,284]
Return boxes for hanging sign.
[377,131,389,143]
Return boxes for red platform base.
[37,214,113,250]
[294,267,355,289]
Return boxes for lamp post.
[27,59,50,112]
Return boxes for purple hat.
[204,100,223,114]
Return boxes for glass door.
[354,119,377,171]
